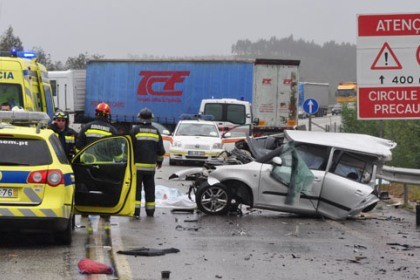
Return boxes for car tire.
[71,213,76,231]
[196,183,231,215]
[55,217,73,245]
[362,202,377,213]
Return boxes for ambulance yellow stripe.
[23,188,42,203]
[41,209,58,217]
[0,207,71,218]
[19,209,37,217]
[0,209,13,216]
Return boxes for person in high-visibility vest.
[129,108,165,218]
[48,110,78,160]
[75,102,118,151]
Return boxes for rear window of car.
[330,150,375,183]
[0,137,52,165]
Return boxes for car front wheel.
[196,183,231,215]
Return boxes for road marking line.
[109,221,133,280]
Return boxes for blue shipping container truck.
[85,59,255,131]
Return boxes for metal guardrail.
[378,166,420,185]
[377,165,420,206]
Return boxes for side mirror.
[162,129,170,136]
[253,117,259,125]
[272,156,282,166]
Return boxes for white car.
[169,120,224,165]
[195,130,397,220]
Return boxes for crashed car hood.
[285,130,396,161]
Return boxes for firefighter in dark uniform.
[130,108,165,218]
[75,102,118,151]
[48,110,78,161]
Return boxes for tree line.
[0,26,102,70]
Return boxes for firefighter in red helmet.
[75,102,118,150]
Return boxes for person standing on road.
[48,110,78,161]
[75,102,118,151]
[130,108,165,218]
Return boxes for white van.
[199,98,252,129]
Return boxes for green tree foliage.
[32,46,63,70]
[0,26,23,52]
[383,121,420,168]
[65,53,104,69]
[341,105,382,136]
[341,106,420,169]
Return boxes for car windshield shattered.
[270,142,314,205]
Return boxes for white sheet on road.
[139,185,196,209]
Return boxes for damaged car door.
[316,149,379,219]
[257,143,320,215]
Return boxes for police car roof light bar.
[179,114,215,121]
[9,48,37,59]
[0,111,50,126]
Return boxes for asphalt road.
[1,158,419,280]
[113,160,420,280]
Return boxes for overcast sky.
[0,0,418,62]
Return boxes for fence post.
[403,184,408,205]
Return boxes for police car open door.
[72,136,136,216]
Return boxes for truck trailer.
[298,82,331,117]
[49,58,300,134]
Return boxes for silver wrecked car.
[194,130,396,220]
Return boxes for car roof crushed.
[285,130,396,160]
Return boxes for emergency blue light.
[17,51,37,59]
[10,48,37,59]
[10,48,18,57]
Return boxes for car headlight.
[212,143,222,149]
[174,141,183,148]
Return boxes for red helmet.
[95,102,111,116]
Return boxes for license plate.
[0,188,16,198]
[188,151,205,156]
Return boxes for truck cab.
[48,69,86,131]
[0,50,55,118]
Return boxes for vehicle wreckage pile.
[170,130,397,220]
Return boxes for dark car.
[331,103,342,115]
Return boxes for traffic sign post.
[303,98,319,131]
[302,98,319,115]
[357,13,420,120]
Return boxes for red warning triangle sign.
[371,42,402,70]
